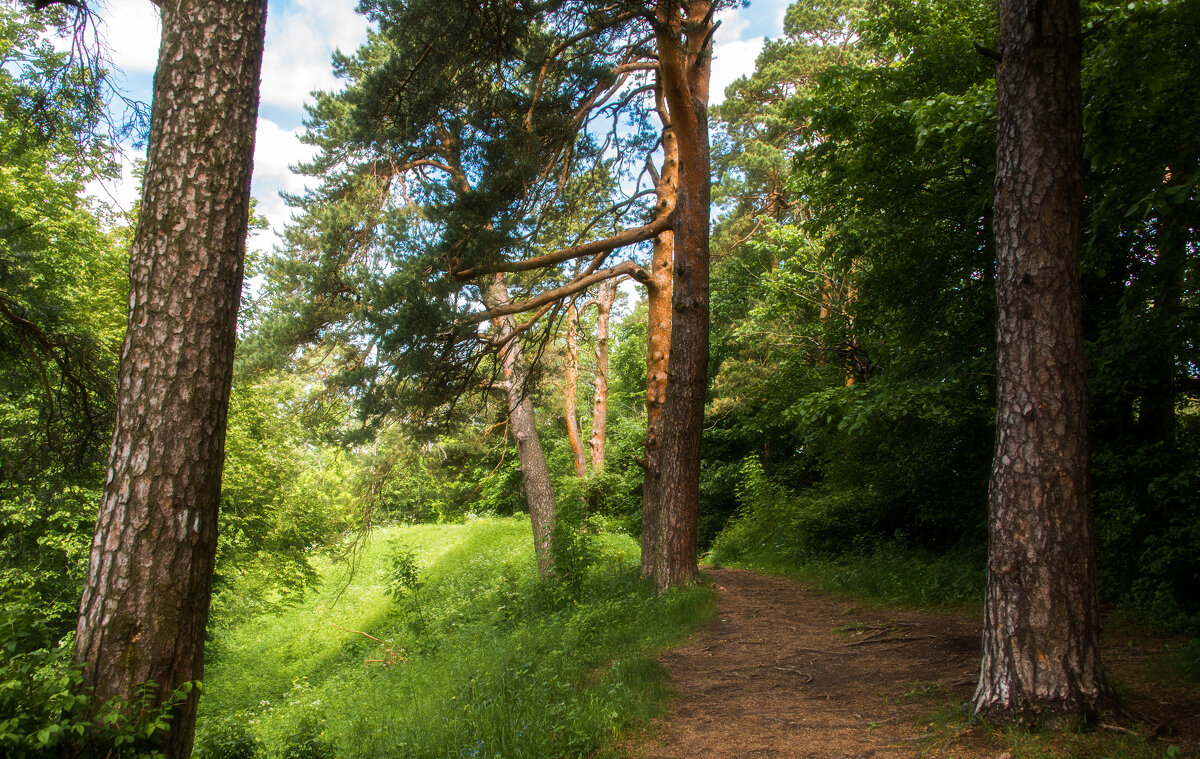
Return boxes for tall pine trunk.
[588,280,618,472]
[647,0,712,590]
[641,83,677,580]
[481,274,558,575]
[974,0,1114,725]
[72,1,268,756]
[564,301,587,477]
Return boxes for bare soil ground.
[621,568,1199,759]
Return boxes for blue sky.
[92,0,791,249]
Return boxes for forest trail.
[621,567,989,758]
[620,568,1200,759]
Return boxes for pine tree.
[72,1,267,755]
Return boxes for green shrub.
[0,592,193,758]
[1174,638,1200,682]
[711,458,984,606]
[193,711,262,759]
[385,542,422,601]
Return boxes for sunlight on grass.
[195,518,711,759]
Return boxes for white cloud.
[98,0,161,74]
[90,1,368,248]
[774,2,789,32]
[250,117,317,251]
[710,9,766,105]
[259,0,369,110]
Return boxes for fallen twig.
[331,623,407,666]
[772,666,815,683]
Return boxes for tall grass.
[195,518,711,759]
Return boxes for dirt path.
[622,568,1199,759]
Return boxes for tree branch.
[974,42,1002,62]
[451,213,669,279]
[468,261,649,324]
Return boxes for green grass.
[195,517,712,759]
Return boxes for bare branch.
[467,261,649,324]
[451,213,669,279]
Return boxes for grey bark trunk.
[588,280,618,472]
[564,301,587,477]
[72,2,268,756]
[481,274,558,575]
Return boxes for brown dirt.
[621,568,1200,759]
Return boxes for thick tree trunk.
[588,280,618,473]
[974,0,1114,726]
[648,0,712,591]
[72,2,268,756]
[564,301,587,477]
[641,83,677,580]
[482,274,558,575]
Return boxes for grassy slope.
[196,518,712,759]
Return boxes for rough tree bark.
[973,0,1114,726]
[646,0,712,590]
[482,274,558,575]
[72,1,268,756]
[586,279,619,472]
[640,80,677,580]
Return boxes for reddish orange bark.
[645,0,713,590]
[641,78,678,580]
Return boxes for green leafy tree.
[0,2,127,632]
[704,0,998,556]
[1081,0,1200,631]
[706,0,1198,652]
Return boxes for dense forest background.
[1,0,1196,754]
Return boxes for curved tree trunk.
[72,2,268,756]
[647,0,712,591]
[974,0,1114,726]
[481,274,558,575]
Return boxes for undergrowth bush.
[711,457,984,607]
[0,592,192,758]
[195,518,712,759]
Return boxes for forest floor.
[620,568,1200,759]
